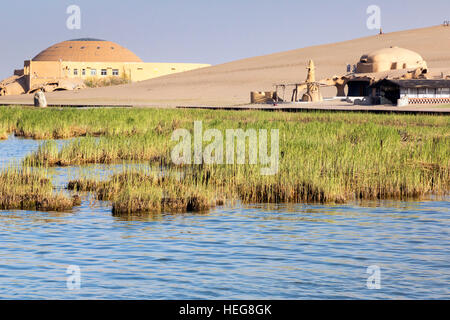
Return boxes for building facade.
[0,38,210,96]
[371,80,450,105]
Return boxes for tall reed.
[68,169,220,214]
[0,167,78,211]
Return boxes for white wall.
[402,87,450,98]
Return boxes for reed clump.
[111,185,216,215]
[68,170,220,214]
[67,179,102,192]
[0,168,78,211]
[1,107,183,140]
[24,134,171,166]
[0,127,8,140]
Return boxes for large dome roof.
[32,38,143,62]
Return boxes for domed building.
[344,47,450,105]
[0,38,210,96]
[356,47,427,73]
[346,47,430,98]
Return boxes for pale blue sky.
[0,0,448,79]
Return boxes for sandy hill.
[1,25,450,107]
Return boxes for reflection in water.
[0,135,449,299]
[113,212,170,223]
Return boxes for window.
[74,69,78,76]
[112,69,119,76]
[439,88,449,97]
[82,69,86,76]
[407,88,417,97]
[91,69,97,76]
[441,88,450,97]
[427,88,436,97]
[101,69,107,76]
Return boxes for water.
[0,136,449,299]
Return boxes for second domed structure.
[356,47,427,73]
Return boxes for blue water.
[0,136,449,299]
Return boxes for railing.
[409,97,450,104]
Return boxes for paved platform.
[177,101,450,115]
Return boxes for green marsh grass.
[24,133,171,166]
[0,124,8,140]
[1,106,449,213]
[0,106,184,139]
[0,167,79,211]
[1,106,448,139]
[68,169,220,214]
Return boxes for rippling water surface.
[0,136,449,299]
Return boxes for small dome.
[366,47,424,63]
[356,47,427,73]
[32,39,142,63]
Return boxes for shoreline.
[1,101,450,115]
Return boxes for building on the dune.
[346,47,431,100]
[0,38,210,96]
[342,47,450,105]
[264,46,450,106]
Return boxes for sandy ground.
[1,25,450,107]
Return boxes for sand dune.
[1,25,450,107]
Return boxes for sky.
[0,0,448,79]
